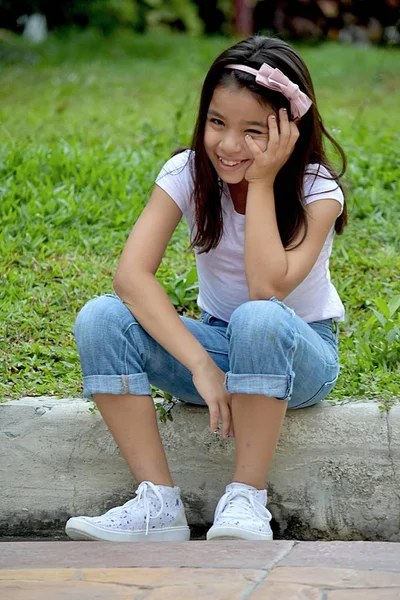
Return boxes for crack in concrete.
[3,431,20,438]
[83,580,154,589]
[269,541,298,569]
[239,542,297,599]
[239,568,269,600]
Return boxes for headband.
[225,63,312,119]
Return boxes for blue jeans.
[74,295,340,410]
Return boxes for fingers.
[246,110,294,158]
[208,398,233,439]
[247,110,297,152]
[220,400,232,439]
[209,403,220,434]
[278,108,290,142]
[276,109,300,144]
[268,113,279,147]
[245,133,264,157]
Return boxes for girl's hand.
[244,108,299,186]
[192,360,233,439]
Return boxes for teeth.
[219,157,241,166]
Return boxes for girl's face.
[204,84,275,185]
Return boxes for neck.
[228,181,248,214]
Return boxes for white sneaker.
[206,482,273,541]
[65,481,190,542]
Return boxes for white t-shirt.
[155,149,345,323]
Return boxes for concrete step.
[1,397,399,540]
[1,541,400,599]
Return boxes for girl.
[66,35,346,542]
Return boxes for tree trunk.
[235,0,254,36]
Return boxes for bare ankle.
[231,477,265,490]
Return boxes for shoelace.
[105,481,164,536]
[214,488,272,524]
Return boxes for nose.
[219,131,243,155]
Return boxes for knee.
[74,294,132,349]
[228,300,293,348]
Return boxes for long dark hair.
[183,35,347,253]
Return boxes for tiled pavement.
[1,540,400,599]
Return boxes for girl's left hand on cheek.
[244,108,299,185]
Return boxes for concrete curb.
[1,397,399,540]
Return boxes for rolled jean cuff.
[82,373,152,399]
[225,372,294,401]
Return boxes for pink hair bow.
[225,63,312,119]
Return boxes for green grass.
[1,30,399,404]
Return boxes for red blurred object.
[235,0,254,36]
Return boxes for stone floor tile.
[327,590,400,599]
[0,568,264,600]
[268,567,400,588]
[80,566,263,587]
[280,542,400,572]
[0,569,76,582]
[0,580,137,600]
[143,583,257,600]
[0,540,294,570]
[249,582,323,599]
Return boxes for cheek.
[204,128,219,151]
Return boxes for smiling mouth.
[218,156,247,167]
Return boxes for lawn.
[1,30,399,405]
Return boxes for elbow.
[246,270,289,302]
[112,276,123,298]
[113,269,139,299]
[113,269,153,300]
[113,270,126,297]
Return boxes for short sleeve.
[155,149,193,216]
[303,164,344,215]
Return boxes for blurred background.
[0,1,399,44]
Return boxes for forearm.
[244,181,289,299]
[114,273,212,373]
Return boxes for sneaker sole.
[206,526,273,541]
[65,519,190,542]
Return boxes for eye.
[210,118,224,126]
[246,129,263,135]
